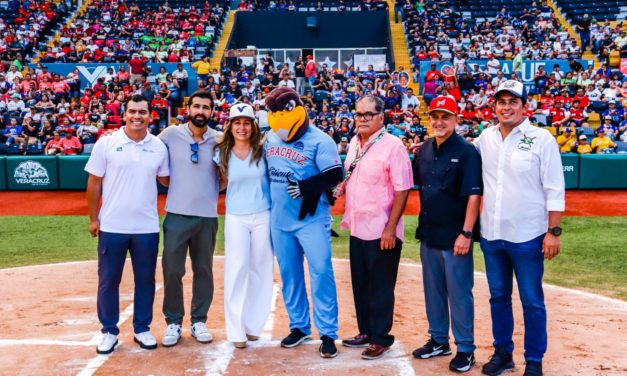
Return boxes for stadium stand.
[45,0,229,63]
[0,0,626,159]
[554,0,626,65]
[0,0,73,66]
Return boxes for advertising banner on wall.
[29,63,199,92]
[419,59,593,92]
[6,157,59,190]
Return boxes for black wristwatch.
[460,230,473,239]
[547,226,562,236]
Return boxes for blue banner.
[419,59,593,92]
[28,63,198,93]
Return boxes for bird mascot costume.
[264,87,343,348]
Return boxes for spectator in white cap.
[174,115,186,125]
[214,102,273,349]
[474,80,565,376]
[575,14,592,52]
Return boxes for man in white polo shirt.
[474,81,564,376]
[85,95,169,355]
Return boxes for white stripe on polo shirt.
[85,128,169,234]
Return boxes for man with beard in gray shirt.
[158,91,221,347]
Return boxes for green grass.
[1,216,626,300]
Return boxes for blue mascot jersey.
[265,126,342,231]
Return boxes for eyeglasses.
[190,143,199,164]
[354,112,379,121]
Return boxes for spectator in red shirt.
[81,88,94,108]
[59,129,82,155]
[128,54,145,85]
[461,102,478,121]
[539,89,555,110]
[478,101,495,121]
[116,66,130,85]
[555,88,572,107]
[305,55,317,92]
[45,132,63,155]
[572,88,590,110]
[51,74,70,101]
[151,92,170,129]
[36,66,52,84]
[569,100,587,126]
[425,62,443,82]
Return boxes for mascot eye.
[284,100,296,111]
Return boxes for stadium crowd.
[0,0,626,156]
[0,0,70,69]
[39,0,227,64]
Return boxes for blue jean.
[480,235,546,362]
[579,31,590,52]
[420,242,475,353]
[97,232,159,335]
[307,76,316,95]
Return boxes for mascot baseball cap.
[229,103,255,120]
[495,80,528,103]
[428,96,459,116]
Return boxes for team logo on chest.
[266,146,309,166]
[517,134,536,151]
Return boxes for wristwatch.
[460,230,473,239]
[547,226,562,236]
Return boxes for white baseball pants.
[224,210,274,342]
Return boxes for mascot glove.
[286,175,302,199]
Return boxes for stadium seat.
[82,143,95,155]
[614,141,627,153]
[25,144,44,155]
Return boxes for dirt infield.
[0,258,626,376]
[1,190,627,216]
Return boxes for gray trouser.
[420,242,475,353]
[162,213,218,325]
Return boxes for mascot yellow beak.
[268,106,307,142]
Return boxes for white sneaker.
[191,322,213,343]
[162,323,182,347]
[134,331,158,350]
[97,333,118,354]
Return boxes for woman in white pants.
[215,103,274,349]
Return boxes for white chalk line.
[75,284,162,376]
[203,341,234,376]
[205,281,279,375]
[0,339,98,347]
[2,256,625,309]
[261,282,280,340]
[2,256,625,375]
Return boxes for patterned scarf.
[333,128,386,197]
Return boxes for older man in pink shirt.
[336,95,413,360]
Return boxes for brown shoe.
[361,344,390,360]
[233,341,247,349]
[246,334,259,341]
[342,334,371,348]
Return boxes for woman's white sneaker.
[162,324,182,347]
[97,333,118,354]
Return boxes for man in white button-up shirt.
[474,81,565,376]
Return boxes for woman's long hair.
[215,116,264,180]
